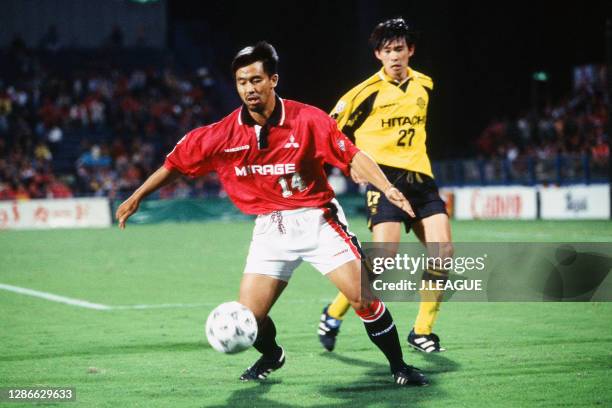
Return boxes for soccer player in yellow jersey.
[318,18,453,353]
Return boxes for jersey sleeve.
[329,74,381,142]
[414,71,434,91]
[314,111,360,176]
[330,89,354,131]
[163,126,216,177]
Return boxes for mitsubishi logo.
[284,135,299,148]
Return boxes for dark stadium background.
[169,0,611,159]
[1,0,609,200]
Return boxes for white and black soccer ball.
[205,301,258,354]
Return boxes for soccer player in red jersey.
[116,42,428,386]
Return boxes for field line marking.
[0,283,337,311]
[0,283,111,310]
[113,303,214,310]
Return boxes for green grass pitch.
[1,219,611,407]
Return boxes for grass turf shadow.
[411,350,462,375]
[206,351,460,408]
[313,351,458,407]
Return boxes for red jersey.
[164,97,360,215]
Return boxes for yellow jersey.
[331,67,433,177]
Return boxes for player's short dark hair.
[369,18,418,50]
[231,41,279,77]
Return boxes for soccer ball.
[205,301,258,354]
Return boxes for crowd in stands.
[476,75,609,172]
[0,40,609,201]
[0,38,223,201]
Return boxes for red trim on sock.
[355,299,386,322]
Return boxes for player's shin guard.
[414,269,448,335]
[253,316,282,359]
[356,299,404,371]
[328,292,351,320]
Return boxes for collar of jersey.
[239,95,285,127]
[378,67,413,87]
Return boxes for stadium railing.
[432,153,609,187]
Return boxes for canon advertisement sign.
[455,187,537,220]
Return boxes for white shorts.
[244,199,362,281]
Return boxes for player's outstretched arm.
[115,166,181,229]
[349,167,368,185]
[350,151,415,217]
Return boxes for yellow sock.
[414,296,442,335]
[327,292,351,320]
[414,269,447,335]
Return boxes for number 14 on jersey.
[278,172,307,197]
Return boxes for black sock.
[253,316,282,359]
[361,307,405,372]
